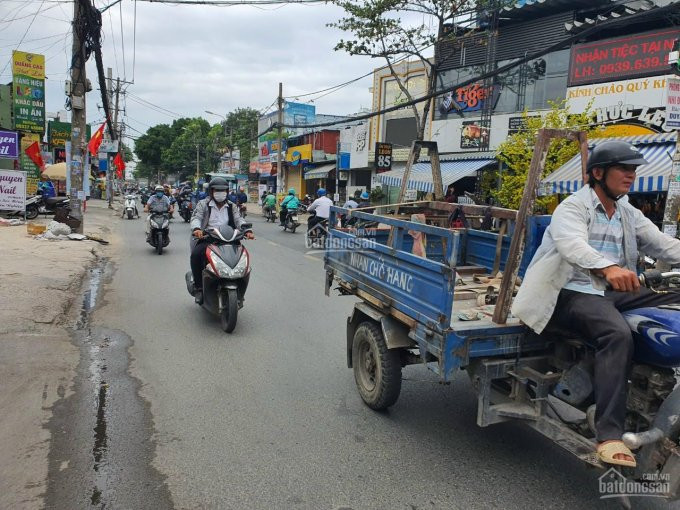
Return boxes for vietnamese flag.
[113,152,125,178]
[87,121,106,157]
[24,141,45,171]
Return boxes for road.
[44,208,676,510]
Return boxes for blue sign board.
[0,130,19,159]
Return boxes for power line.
[131,0,136,81]
[278,2,680,131]
[119,1,126,79]
[0,0,47,78]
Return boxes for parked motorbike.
[123,194,139,219]
[146,210,170,255]
[282,208,300,233]
[179,198,192,223]
[184,222,253,333]
[25,195,70,219]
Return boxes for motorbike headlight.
[207,249,249,279]
[162,220,169,228]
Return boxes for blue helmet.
[360,191,370,200]
[288,188,296,195]
[317,188,327,196]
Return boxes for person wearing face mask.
[189,177,254,302]
[144,185,174,240]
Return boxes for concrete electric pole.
[277,82,283,192]
[68,0,87,233]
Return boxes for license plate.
[292,215,298,221]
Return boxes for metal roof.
[565,0,661,33]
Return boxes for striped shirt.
[563,188,625,296]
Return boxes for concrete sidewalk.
[0,199,119,509]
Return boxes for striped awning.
[540,134,676,196]
[377,159,495,193]
[304,163,334,180]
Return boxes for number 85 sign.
[374,142,393,172]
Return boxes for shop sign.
[594,104,671,132]
[461,121,489,149]
[19,133,41,194]
[48,121,92,149]
[439,83,499,115]
[566,75,669,111]
[508,116,540,135]
[569,29,680,86]
[0,130,19,159]
[374,142,392,172]
[0,170,26,210]
[12,51,45,133]
[666,78,680,129]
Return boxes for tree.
[494,101,600,210]
[329,0,474,147]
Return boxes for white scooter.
[123,194,139,219]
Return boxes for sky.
[0,0,430,146]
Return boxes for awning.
[304,163,334,180]
[377,159,495,193]
[540,133,676,195]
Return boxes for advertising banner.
[285,144,312,166]
[19,133,41,194]
[461,121,489,149]
[439,83,499,116]
[47,121,91,149]
[566,75,670,111]
[284,102,316,131]
[0,170,26,210]
[0,130,19,159]
[12,51,45,133]
[667,78,680,129]
[569,29,680,86]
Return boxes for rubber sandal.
[597,440,636,467]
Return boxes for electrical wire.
[277,2,680,131]
[0,0,47,78]
[107,5,120,76]
[119,1,126,79]
[132,0,137,81]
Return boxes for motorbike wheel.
[26,204,39,220]
[352,321,401,410]
[156,232,163,255]
[221,288,238,333]
[127,209,133,219]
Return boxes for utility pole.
[277,82,283,192]
[108,77,120,208]
[68,0,87,233]
[195,140,200,183]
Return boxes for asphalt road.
[49,208,679,509]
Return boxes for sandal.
[597,440,636,467]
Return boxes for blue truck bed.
[324,206,552,381]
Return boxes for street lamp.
[205,110,233,172]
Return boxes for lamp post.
[205,110,233,172]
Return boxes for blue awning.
[377,159,495,193]
[540,134,676,195]
[304,163,335,180]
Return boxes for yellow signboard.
[285,144,312,165]
[12,51,45,80]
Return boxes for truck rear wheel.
[352,321,401,410]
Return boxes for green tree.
[494,101,601,210]
[329,0,473,145]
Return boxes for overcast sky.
[0,0,427,144]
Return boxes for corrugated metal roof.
[502,0,597,16]
[565,1,660,33]
[377,159,495,193]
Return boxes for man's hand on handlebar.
[245,231,255,240]
[193,229,204,239]
[597,265,640,292]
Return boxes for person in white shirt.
[307,188,333,232]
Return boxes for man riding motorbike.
[279,188,300,226]
[512,141,680,468]
[307,188,333,232]
[190,177,254,303]
[263,190,277,218]
[236,186,248,205]
[144,185,174,240]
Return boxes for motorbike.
[146,209,170,255]
[305,211,328,249]
[184,222,253,333]
[123,194,139,219]
[282,208,300,233]
[263,205,277,223]
[178,198,193,223]
[25,194,70,219]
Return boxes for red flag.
[113,152,125,178]
[87,121,106,157]
[24,141,45,171]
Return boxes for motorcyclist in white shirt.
[307,188,333,232]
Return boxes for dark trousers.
[190,240,209,289]
[548,288,680,442]
[308,214,327,232]
[279,207,287,224]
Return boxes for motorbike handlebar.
[639,270,680,288]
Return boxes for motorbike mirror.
[241,223,253,230]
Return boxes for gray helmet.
[209,177,229,191]
[587,141,648,171]
[154,185,164,192]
